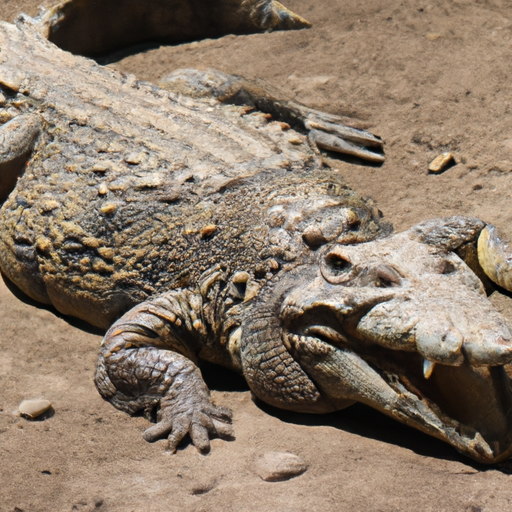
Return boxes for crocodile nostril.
[320,249,355,284]
[416,325,464,365]
[375,264,402,287]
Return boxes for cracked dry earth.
[3,0,512,510]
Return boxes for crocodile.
[2,0,512,464]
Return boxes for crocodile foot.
[143,394,234,454]
[160,67,385,164]
[300,106,385,163]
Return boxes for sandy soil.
[3,0,512,510]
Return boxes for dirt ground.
[3,0,512,510]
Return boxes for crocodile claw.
[143,400,234,454]
[302,110,385,163]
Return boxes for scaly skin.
[1,4,512,463]
[0,19,385,328]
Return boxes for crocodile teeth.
[423,359,436,379]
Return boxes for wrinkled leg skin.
[95,291,234,453]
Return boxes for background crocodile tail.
[33,0,311,58]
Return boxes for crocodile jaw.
[282,323,512,463]
[280,231,512,463]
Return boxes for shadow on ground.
[201,360,512,474]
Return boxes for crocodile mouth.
[283,316,512,464]
[273,221,512,463]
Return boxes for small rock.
[19,399,52,420]
[255,451,308,482]
[428,152,455,173]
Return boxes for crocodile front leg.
[95,290,234,453]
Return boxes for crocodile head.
[246,217,512,463]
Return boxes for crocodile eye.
[325,253,353,274]
[376,276,396,287]
[348,219,361,231]
[321,248,356,284]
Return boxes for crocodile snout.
[280,221,512,462]
[461,329,512,365]
[412,312,512,367]
[415,320,464,366]
[286,226,512,371]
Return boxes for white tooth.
[423,359,436,379]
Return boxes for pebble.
[19,399,52,420]
[428,152,455,173]
[254,451,308,482]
